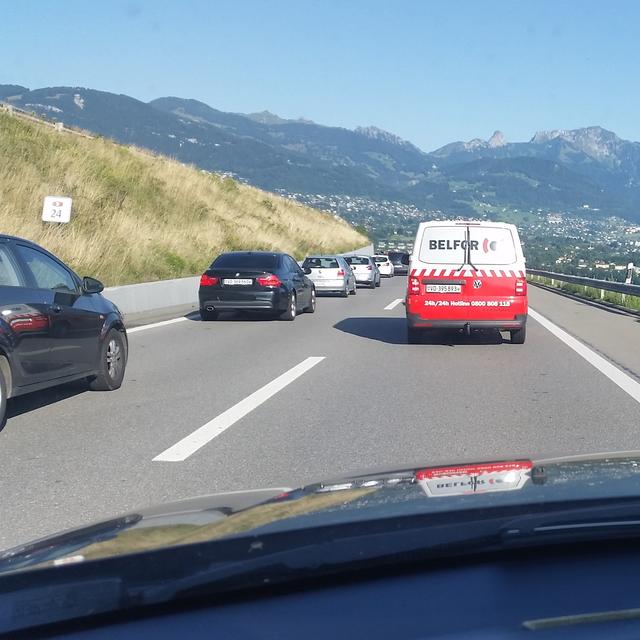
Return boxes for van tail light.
[408,276,421,295]
[200,274,219,287]
[257,274,282,287]
[515,278,527,296]
[337,269,345,276]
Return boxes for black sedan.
[388,251,410,275]
[199,251,316,321]
[0,235,128,427]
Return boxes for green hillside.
[0,110,367,285]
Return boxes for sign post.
[625,262,634,285]
[42,196,72,224]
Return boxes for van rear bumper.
[407,312,527,331]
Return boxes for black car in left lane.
[199,251,316,321]
[0,235,128,427]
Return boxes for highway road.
[0,277,639,550]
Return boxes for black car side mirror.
[82,276,104,294]
[303,267,312,275]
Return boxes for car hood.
[4,452,640,572]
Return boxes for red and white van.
[405,221,528,343]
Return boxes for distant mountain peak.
[245,110,314,125]
[355,125,415,148]
[488,130,506,147]
[530,126,628,160]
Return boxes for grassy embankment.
[0,110,367,285]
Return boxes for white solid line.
[153,356,326,462]
[384,298,404,311]
[529,307,640,404]
[128,317,188,334]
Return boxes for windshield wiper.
[455,225,477,272]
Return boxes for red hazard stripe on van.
[410,268,525,278]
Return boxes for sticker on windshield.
[415,461,533,497]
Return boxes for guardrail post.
[600,289,605,300]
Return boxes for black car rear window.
[212,253,279,270]
[388,252,408,264]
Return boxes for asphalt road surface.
[1,278,639,550]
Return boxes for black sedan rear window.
[212,253,279,270]
[388,252,408,264]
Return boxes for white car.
[373,255,394,277]
[301,255,356,297]
[344,255,381,289]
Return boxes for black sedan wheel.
[280,292,297,321]
[90,329,127,391]
[305,287,316,313]
[0,362,7,430]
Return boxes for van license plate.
[223,278,252,285]
[426,284,461,293]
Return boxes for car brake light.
[200,274,219,286]
[408,276,420,295]
[515,278,527,296]
[257,274,282,287]
[337,269,345,276]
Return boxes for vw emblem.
[473,279,482,289]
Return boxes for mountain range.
[2,84,640,223]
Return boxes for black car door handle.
[50,304,62,314]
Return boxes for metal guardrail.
[1,101,94,139]
[527,269,640,297]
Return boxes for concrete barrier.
[104,244,374,316]
[104,276,199,316]
[340,243,374,257]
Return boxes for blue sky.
[2,0,639,150]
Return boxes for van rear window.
[418,226,517,265]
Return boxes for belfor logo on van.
[482,238,498,253]
[428,238,499,253]
[428,239,479,251]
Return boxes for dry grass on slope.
[0,111,367,285]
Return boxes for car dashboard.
[21,542,640,639]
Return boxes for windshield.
[3,2,640,633]
[212,253,278,270]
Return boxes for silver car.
[301,255,356,297]
[344,255,381,289]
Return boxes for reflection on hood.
[5,454,640,572]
